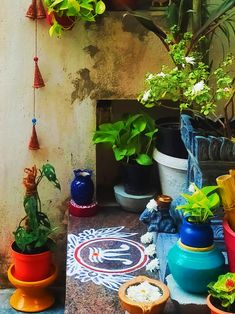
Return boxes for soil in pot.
[11,242,52,282]
[155,117,188,159]
[208,295,235,313]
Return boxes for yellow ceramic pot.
[118,276,170,314]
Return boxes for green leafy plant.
[92,113,158,166]
[208,272,235,311]
[138,31,235,139]
[176,184,220,223]
[14,164,61,253]
[43,0,106,37]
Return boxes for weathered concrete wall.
[0,1,170,287]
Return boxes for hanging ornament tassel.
[29,118,40,150]
[26,0,46,19]
[33,57,45,88]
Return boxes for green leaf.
[42,164,61,190]
[113,147,127,161]
[136,154,152,166]
[96,1,106,14]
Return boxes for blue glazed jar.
[168,242,225,293]
[180,218,214,248]
[70,169,94,206]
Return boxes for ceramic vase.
[168,242,225,293]
[180,218,214,248]
[70,169,94,206]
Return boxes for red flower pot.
[69,200,98,217]
[46,11,76,30]
[11,243,52,282]
[223,219,235,272]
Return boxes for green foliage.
[43,0,106,36]
[14,164,60,253]
[176,184,220,223]
[208,273,235,311]
[138,32,235,128]
[92,113,158,166]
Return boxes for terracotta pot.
[206,295,234,314]
[223,219,235,272]
[46,11,76,30]
[118,276,170,314]
[105,0,137,10]
[11,243,52,282]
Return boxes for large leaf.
[136,154,152,166]
[42,164,61,190]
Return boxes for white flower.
[224,87,230,92]
[141,232,154,245]
[156,72,166,77]
[146,74,154,80]
[185,56,195,65]
[126,281,162,303]
[146,258,160,272]
[192,81,205,94]
[188,183,196,193]
[146,199,158,212]
[145,244,156,257]
[142,90,151,102]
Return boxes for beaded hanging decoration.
[26,0,46,150]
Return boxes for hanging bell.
[33,57,45,88]
[26,0,46,19]
[28,118,40,150]
[26,0,37,19]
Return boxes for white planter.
[153,149,188,199]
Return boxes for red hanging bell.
[33,57,45,88]
[29,119,40,150]
[26,0,46,19]
[26,0,37,19]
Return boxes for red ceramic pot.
[46,11,76,30]
[223,219,235,272]
[105,0,137,10]
[69,200,98,217]
[11,243,52,282]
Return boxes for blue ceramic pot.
[70,169,94,206]
[180,218,214,248]
[168,242,225,293]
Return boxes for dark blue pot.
[180,218,214,248]
[70,169,94,206]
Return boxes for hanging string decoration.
[26,0,46,150]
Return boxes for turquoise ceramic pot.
[168,242,225,293]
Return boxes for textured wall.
[0,1,170,287]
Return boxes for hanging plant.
[43,0,106,37]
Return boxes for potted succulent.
[92,113,158,195]
[43,0,106,37]
[118,275,170,314]
[176,184,220,248]
[12,164,60,282]
[207,273,235,314]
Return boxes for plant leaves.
[136,154,152,166]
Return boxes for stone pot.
[118,276,170,314]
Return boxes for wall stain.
[122,14,149,41]
[71,68,96,104]
[84,45,100,58]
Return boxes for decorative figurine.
[140,195,177,233]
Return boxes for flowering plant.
[208,273,235,311]
[139,30,235,138]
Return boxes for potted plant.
[207,273,235,314]
[12,164,61,282]
[43,0,106,37]
[93,113,158,196]
[118,275,170,314]
[176,184,220,248]
[216,170,235,272]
